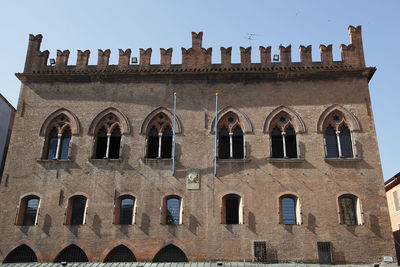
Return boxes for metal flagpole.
[172,92,177,175]
[214,93,218,176]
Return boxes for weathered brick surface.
[0,26,394,264]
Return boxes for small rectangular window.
[253,241,267,263]
[393,191,400,212]
[317,242,332,264]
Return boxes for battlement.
[22,26,366,74]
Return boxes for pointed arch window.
[323,112,354,158]
[94,113,122,159]
[104,245,136,262]
[44,114,72,160]
[54,245,88,262]
[218,112,245,159]
[269,113,298,158]
[146,113,173,159]
[16,195,40,226]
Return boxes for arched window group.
[146,112,173,159]
[45,114,72,160]
[218,112,245,159]
[269,112,298,158]
[40,106,359,162]
[323,111,353,158]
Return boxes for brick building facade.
[0,26,395,264]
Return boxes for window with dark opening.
[109,126,122,159]
[16,195,40,226]
[161,125,172,158]
[339,195,357,225]
[60,128,71,160]
[218,126,230,159]
[325,125,338,158]
[54,245,88,262]
[166,197,181,225]
[323,112,353,158]
[269,113,297,158]
[153,244,188,262]
[94,113,122,159]
[253,241,267,263]
[146,113,173,159]
[44,114,72,160]
[317,242,332,264]
[114,195,135,225]
[104,245,136,262]
[66,196,87,225]
[222,194,241,224]
[217,112,245,159]
[280,195,296,225]
[3,245,38,263]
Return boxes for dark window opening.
[109,126,121,159]
[95,127,107,159]
[325,125,339,158]
[166,197,180,225]
[47,127,58,159]
[3,245,38,263]
[254,241,267,263]
[54,245,88,263]
[317,242,332,264]
[285,125,297,158]
[340,196,357,225]
[119,197,134,225]
[147,126,159,158]
[271,126,283,158]
[23,198,39,226]
[224,195,240,224]
[232,126,244,159]
[70,196,86,225]
[218,126,230,159]
[281,196,296,225]
[161,126,172,158]
[104,245,136,262]
[153,244,188,262]
[59,127,71,160]
[339,124,353,158]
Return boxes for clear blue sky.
[0,0,399,180]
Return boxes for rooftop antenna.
[244,33,257,46]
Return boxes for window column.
[229,132,233,158]
[335,130,343,157]
[105,133,111,158]
[55,133,62,159]
[281,131,287,158]
[158,132,163,158]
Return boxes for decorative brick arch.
[317,104,361,133]
[53,243,89,262]
[40,108,80,136]
[151,243,188,262]
[88,107,131,135]
[210,106,253,134]
[99,242,136,262]
[140,107,182,135]
[2,242,40,262]
[264,106,306,133]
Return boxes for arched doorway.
[4,245,38,263]
[104,245,136,262]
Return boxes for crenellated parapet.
[21,26,367,75]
